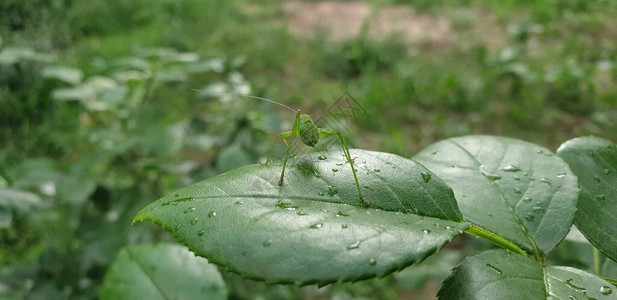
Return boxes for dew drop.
[161,197,195,206]
[434,222,440,227]
[341,224,348,229]
[363,185,374,191]
[514,187,522,195]
[263,240,272,247]
[208,211,217,218]
[309,223,323,229]
[503,165,521,172]
[513,175,521,181]
[347,240,361,250]
[197,230,205,236]
[544,152,553,157]
[565,279,587,294]
[297,211,308,216]
[336,211,350,217]
[317,155,327,160]
[275,202,298,210]
[327,186,339,196]
[523,197,532,203]
[318,192,325,196]
[190,218,199,225]
[596,195,606,201]
[600,285,612,295]
[445,226,453,230]
[422,229,431,234]
[604,169,611,175]
[480,168,502,181]
[368,258,377,266]
[594,176,601,183]
[183,207,196,214]
[234,201,244,205]
[431,150,438,155]
[487,213,493,217]
[421,172,432,183]
[332,168,338,173]
[174,193,179,197]
[374,169,380,173]
[525,212,535,221]
[540,178,552,185]
[336,162,343,166]
[557,173,567,178]
[486,263,503,274]
[536,149,543,154]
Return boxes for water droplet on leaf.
[421,172,432,183]
[184,207,196,214]
[263,240,272,247]
[317,155,327,160]
[309,223,323,229]
[368,258,377,265]
[486,264,502,274]
[190,218,199,225]
[600,285,612,295]
[347,240,360,250]
[327,186,338,196]
[208,211,217,218]
[503,165,521,172]
[197,230,205,236]
[422,229,431,234]
[341,224,348,229]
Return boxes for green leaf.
[0,188,42,214]
[100,244,227,300]
[438,249,616,299]
[42,66,84,84]
[134,149,468,285]
[557,136,617,263]
[414,135,579,256]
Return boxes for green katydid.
[213,92,370,206]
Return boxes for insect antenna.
[192,89,296,112]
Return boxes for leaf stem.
[465,225,527,256]
[593,247,601,276]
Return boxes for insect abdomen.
[298,114,319,147]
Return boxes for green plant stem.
[593,247,601,276]
[466,225,527,256]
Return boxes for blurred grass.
[1,0,616,299]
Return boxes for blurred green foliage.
[1,0,616,299]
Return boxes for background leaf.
[557,136,617,263]
[414,135,579,255]
[438,249,615,299]
[134,149,468,285]
[99,244,227,300]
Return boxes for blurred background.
[1,0,616,299]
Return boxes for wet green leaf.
[415,135,579,255]
[558,136,617,263]
[134,149,468,285]
[438,249,615,299]
[100,244,226,300]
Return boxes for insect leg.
[319,129,370,206]
[261,131,293,166]
[279,112,301,186]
